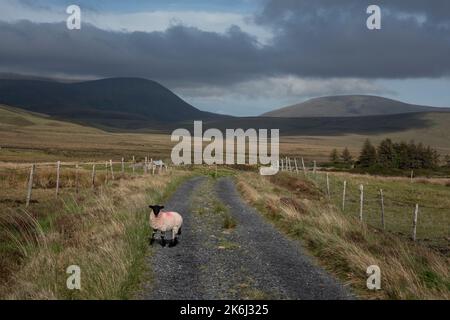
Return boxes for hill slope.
[0,104,175,162]
[2,104,450,162]
[262,95,449,118]
[0,78,228,129]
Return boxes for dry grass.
[0,105,173,163]
[3,104,450,166]
[311,171,450,247]
[236,172,450,300]
[0,169,189,299]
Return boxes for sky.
[0,0,449,116]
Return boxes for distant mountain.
[262,95,449,118]
[0,78,229,129]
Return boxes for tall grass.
[236,172,450,300]
[0,170,189,299]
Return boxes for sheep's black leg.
[169,237,178,247]
[149,229,157,245]
[160,232,166,247]
[169,235,178,247]
[169,229,179,247]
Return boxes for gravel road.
[139,176,353,300]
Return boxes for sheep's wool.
[150,211,183,232]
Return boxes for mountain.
[262,95,449,118]
[0,77,229,130]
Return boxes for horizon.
[1,1,450,115]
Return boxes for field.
[235,170,449,299]
[1,104,449,300]
[312,171,450,248]
[0,105,173,162]
[2,105,450,165]
[0,163,191,299]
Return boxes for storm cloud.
[0,0,449,104]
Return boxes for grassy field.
[2,105,450,165]
[235,171,449,299]
[0,105,173,163]
[0,166,190,299]
[311,171,450,249]
[1,104,449,299]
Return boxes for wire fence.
[0,157,170,207]
[279,156,450,244]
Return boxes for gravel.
[139,176,354,300]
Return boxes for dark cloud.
[0,0,449,88]
[0,21,267,86]
[256,0,450,78]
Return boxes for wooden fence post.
[121,158,125,174]
[342,180,347,212]
[91,164,96,189]
[412,204,419,241]
[380,189,385,230]
[301,157,307,176]
[326,173,331,200]
[294,158,299,174]
[110,160,114,180]
[359,184,364,222]
[26,164,35,207]
[132,156,135,175]
[56,161,61,197]
[75,164,79,194]
[105,161,108,184]
[280,158,284,171]
[152,163,155,175]
[144,157,148,174]
[410,170,414,183]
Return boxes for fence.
[278,156,450,243]
[1,157,169,208]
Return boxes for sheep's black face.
[149,205,164,216]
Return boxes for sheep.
[148,205,183,247]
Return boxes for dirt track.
[139,176,353,300]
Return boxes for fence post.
[75,164,79,194]
[56,161,61,197]
[280,158,284,171]
[144,157,148,174]
[380,189,385,230]
[294,158,299,174]
[412,204,419,241]
[91,164,96,189]
[110,160,114,180]
[121,157,125,174]
[359,184,364,222]
[326,173,331,200]
[342,180,347,212]
[152,163,155,175]
[301,157,307,176]
[105,161,108,184]
[410,170,414,183]
[132,156,135,175]
[26,164,35,207]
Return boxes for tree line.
[330,139,443,169]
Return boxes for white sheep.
[148,205,183,247]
